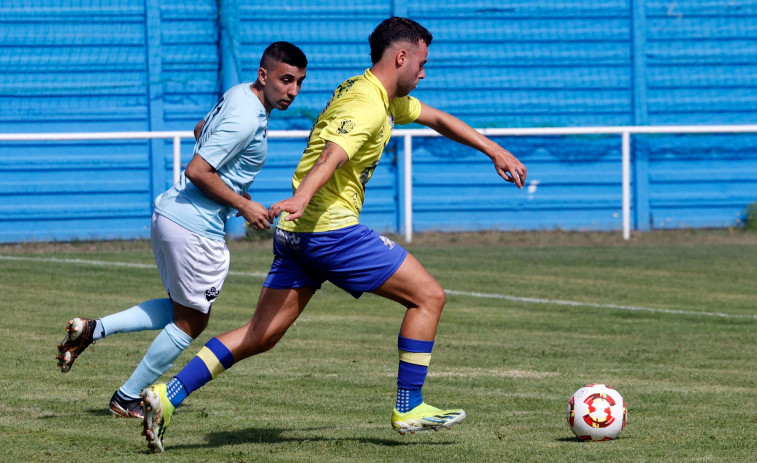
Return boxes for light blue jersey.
[154,83,269,240]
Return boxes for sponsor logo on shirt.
[337,120,355,134]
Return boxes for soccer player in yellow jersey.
[140,17,527,452]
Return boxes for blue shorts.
[263,224,408,298]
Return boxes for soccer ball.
[566,383,627,441]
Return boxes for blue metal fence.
[1,1,755,243]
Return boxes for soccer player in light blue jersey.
[139,17,527,453]
[55,42,307,419]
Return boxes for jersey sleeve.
[320,98,384,159]
[195,111,256,170]
[390,95,422,125]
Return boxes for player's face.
[396,40,428,97]
[261,61,307,112]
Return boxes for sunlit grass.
[1,231,756,462]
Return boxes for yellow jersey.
[278,69,421,232]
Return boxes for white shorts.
[151,213,230,313]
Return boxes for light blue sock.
[118,322,193,399]
[99,298,173,339]
[93,319,105,340]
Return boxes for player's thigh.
[152,213,230,313]
[372,252,445,309]
[218,286,313,357]
[250,286,313,335]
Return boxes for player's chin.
[277,100,294,110]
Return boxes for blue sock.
[100,298,173,338]
[166,377,189,406]
[396,335,434,413]
[167,337,235,408]
[118,322,193,399]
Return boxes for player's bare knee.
[425,282,446,312]
[256,331,284,353]
[188,318,209,338]
[185,325,206,339]
[174,315,209,339]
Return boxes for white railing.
[393,125,757,242]
[3,125,757,242]
[0,130,194,187]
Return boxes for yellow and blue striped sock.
[166,337,235,408]
[396,335,434,413]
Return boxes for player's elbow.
[184,163,201,184]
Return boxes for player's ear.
[396,48,407,67]
[257,67,267,85]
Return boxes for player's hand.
[234,192,251,218]
[268,196,309,222]
[492,147,527,189]
[236,196,271,230]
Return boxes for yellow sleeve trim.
[197,346,226,379]
[399,350,432,367]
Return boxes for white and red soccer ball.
[566,383,627,441]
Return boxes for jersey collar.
[364,69,390,110]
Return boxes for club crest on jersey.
[380,235,396,249]
[337,120,355,134]
[205,287,220,301]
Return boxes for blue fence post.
[144,0,166,206]
[396,138,407,236]
[392,0,407,17]
[219,0,247,238]
[631,0,651,231]
[220,0,241,93]
[392,0,408,234]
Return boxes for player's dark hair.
[368,17,433,64]
[260,41,308,69]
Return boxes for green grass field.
[1,230,756,462]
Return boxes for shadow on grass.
[169,427,458,450]
[554,436,626,443]
[85,407,119,418]
[554,437,585,443]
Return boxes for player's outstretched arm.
[185,154,271,230]
[268,142,350,222]
[415,102,527,189]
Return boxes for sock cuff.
[398,335,434,353]
[397,361,427,389]
[164,322,194,350]
[205,337,235,369]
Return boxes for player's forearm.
[192,173,248,210]
[292,157,338,205]
[418,104,496,159]
[185,156,246,210]
[293,143,349,204]
[432,112,496,158]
